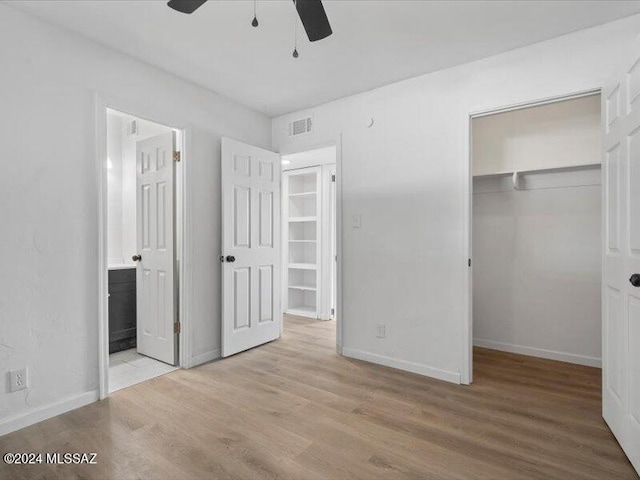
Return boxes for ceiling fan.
[167,0,333,55]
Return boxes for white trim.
[96,94,109,399]
[335,135,344,353]
[342,348,461,384]
[474,339,602,368]
[461,113,473,386]
[95,92,193,397]
[179,126,193,368]
[0,390,99,437]
[190,349,221,367]
[463,87,603,386]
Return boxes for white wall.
[272,15,640,383]
[0,4,270,435]
[282,146,337,170]
[107,114,124,265]
[472,95,601,175]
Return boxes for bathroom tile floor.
[108,348,178,393]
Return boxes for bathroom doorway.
[104,108,183,393]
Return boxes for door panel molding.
[221,138,282,357]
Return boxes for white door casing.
[221,138,282,357]
[602,36,640,474]
[135,132,177,365]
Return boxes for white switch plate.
[376,324,386,338]
[9,368,27,392]
[352,214,362,228]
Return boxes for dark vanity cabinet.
[108,268,137,353]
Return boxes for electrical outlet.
[352,214,362,229]
[9,368,27,392]
[376,324,386,339]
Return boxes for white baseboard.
[342,348,461,384]
[0,390,99,437]
[473,338,601,368]
[190,348,221,368]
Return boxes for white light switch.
[352,214,362,229]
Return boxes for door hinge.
[331,308,335,316]
[331,174,336,182]
[468,258,471,267]
[173,151,181,162]
[174,322,181,334]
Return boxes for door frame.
[462,87,602,385]
[95,92,193,399]
[278,138,344,354]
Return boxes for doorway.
[281,146,337,324]
[468,91,602,381]
[219,139,341,357]
[103,108,183,393]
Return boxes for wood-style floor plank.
[0,315,637,479]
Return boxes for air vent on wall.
[289,116,313,137]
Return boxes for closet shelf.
[289,216,318,223]
[289,191,317,197]
[288,263,317,270]
[473,162,600,179]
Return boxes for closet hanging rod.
[473,162,600,179]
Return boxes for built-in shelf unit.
[283,166,321,318]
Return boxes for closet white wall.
[472,94,602,367]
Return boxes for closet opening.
[469,92,602,381]
[281,146,337,338]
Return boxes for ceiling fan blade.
[167,0,208,14]
[294,0,333,42]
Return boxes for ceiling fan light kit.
[167,0,332,58]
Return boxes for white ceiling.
[8,1,640,117]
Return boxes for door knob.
[132,254,142,262]
[630,274,640,287]
[226,255,236,263]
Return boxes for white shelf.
[473,162,601,179]
[288,284,317,291]
[288,263,317,270]
[284,165,323,321]
[289,191,317,197]
[286,305,317,318]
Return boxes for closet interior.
[282,147,336,320]
[471,93,602,368]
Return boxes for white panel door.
[602,38,640,474]
[221,138,281,357]
[135,132,177,365]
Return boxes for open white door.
[135,132,177,366]
[602,38,640,474]
[221,138,282,357]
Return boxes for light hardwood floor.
[0,315,637,479]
